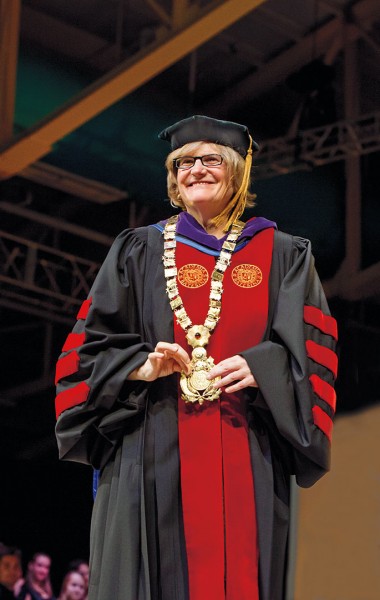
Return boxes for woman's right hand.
[127,342,191,382]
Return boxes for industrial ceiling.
[1,0,380,410]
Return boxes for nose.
[190,157,207,174]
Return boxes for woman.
[58,572,86,600]
[55,115,338,600]
[16,553,55,600]
[65,562,88,600]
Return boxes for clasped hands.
[128,341,258,393]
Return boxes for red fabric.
[306,340,338,379]
[309,374,336,413]
[55,381,90,418]
[55,351,80,384]
[175,228,274,599]
[312,405,333,441]
[76,297,92,320]
[62,332,85,352]
[303,305,338,340]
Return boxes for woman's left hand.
[207,355,258,394]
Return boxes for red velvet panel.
[55,351,80,385]
[62,332,85,352]
[76,297,92,320]
[55,381,90,419]
[303,305,338,340]
[309,373,336,413]
[306,340,338,379]
[175,228,274,600]
[312,405,333,441]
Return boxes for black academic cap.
[158,115,259,157]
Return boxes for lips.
[188,181,213,187]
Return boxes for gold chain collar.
[163,214,244,404]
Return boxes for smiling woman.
[55,115,338,600]
[16,553,55,600]
[165,135,257,238]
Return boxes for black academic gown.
[55,224,337,600]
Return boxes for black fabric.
[158,115,259,156]
[0,584,14,600]
[55,225,336,600]
[16,584,55,600]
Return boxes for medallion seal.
[178,264,209,288]
[232,264,263,288]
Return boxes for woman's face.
[176,142,233,218]
[64,573,86,600]
[30,555,50,583]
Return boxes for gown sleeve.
[55,228,154,469]
[241,233,338,488]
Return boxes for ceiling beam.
[20,161,127,204]
[144,0,171,27]
[20,6,117,69]
[323,261,380,301]
[216,33,265,67]
[318,0,344,18]
[172,0,191,29]
[0,0,21,146]
[203,0,380,115]
[0,0,268,180]
[0,201,114,245]
[255,5,304,41]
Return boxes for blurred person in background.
[57,572,86,600]
[65,562,88,600]
[16,553,55,600]
[0,545,23,599]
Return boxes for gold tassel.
[211,136,253,232]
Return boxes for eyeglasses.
[173,154,223,170]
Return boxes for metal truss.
[254,110,380,179]
[1,111,380,321]
[0,230,100,323]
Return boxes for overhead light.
[20,161,128,203]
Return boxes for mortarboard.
[158,115,259,156]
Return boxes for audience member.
[65,562,88,599]
[0,544,23,598]
[16,553,55,600]
[57,572,85,600]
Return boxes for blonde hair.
[165,141,256,230]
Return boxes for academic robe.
[55,215,338,600]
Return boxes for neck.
[186,210,227,239]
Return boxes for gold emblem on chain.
[163,215,244,405]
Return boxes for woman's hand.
[207,354,258,393]
[128,342,191,382]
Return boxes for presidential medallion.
[163,216,245,405]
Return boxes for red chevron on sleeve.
[55,381,90,418]
[306,340,338,378]
[76,297,93,320]
[62,332,85,352]
[312,405,333,441]
[55,351,80,385]
[309,374,337,412]
[303,305,338,340]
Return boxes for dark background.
[1,0,380,592]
